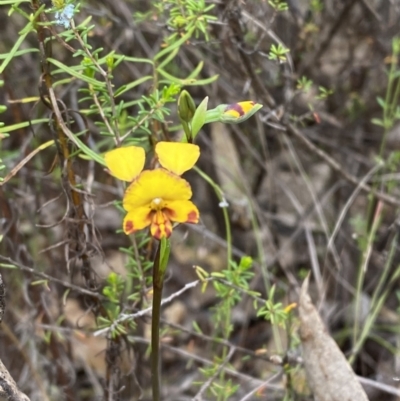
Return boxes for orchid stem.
[151,243,162,401]
[151,238,170,401]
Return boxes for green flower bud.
[178,90,196,123]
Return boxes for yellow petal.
[164,200,199,224]
[155,142,200,175]
[123,208,152,235]
[150,210,173,239]
[123,169,192,211]
[105,146,145,182]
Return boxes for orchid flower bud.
[178,90,196,123]
[219,101,263,124]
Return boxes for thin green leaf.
[122,56,154,65]
[0,48,39,60]
[159,71,219,86]
[157,47,180,70]
[154,28,195,61]
[157,68,197,85]
[115,75,153,97]
[0,118,49,134]
[0,30,30,74]
[0,263,16,268]
[376,96,386,109]
[187,61,204,79]
[47,58,106,87]
[192,97,208,139]
[371,118,384,127]
[0,0,30,3]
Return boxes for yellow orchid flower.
[122,169,199,239]
[104,141,200,240]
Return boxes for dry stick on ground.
[0,274,31,401]
[299,275,369,401]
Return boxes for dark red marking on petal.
[164,219,173,237]
[125,220,134,233]
[187,210,199,223]
[164,207,176,218]
[152,227,162,240]
[151,212,173,239]
[225,103,245,116]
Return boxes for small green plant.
[211,256,259,337]
[296,76,313,92]
[97,272,137,339]
[268,43,290,63]
[193,256,262,401]
[135,0,217,45]
[257,284,295,327]
[268,0,288,12]
[102,272,125,304]
[316,86,334,99]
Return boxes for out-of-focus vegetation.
[1,0,400,400]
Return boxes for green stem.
[180,119,192,142]
[381,39,400,152]
[204,107,224,124]
[353,201,382,346]
[353,39,400,354]
[193,166,232,265]
[350,233,400,364]
[151,242,165,401]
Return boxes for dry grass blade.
[0,140,54,186]
[299,275,369,401]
